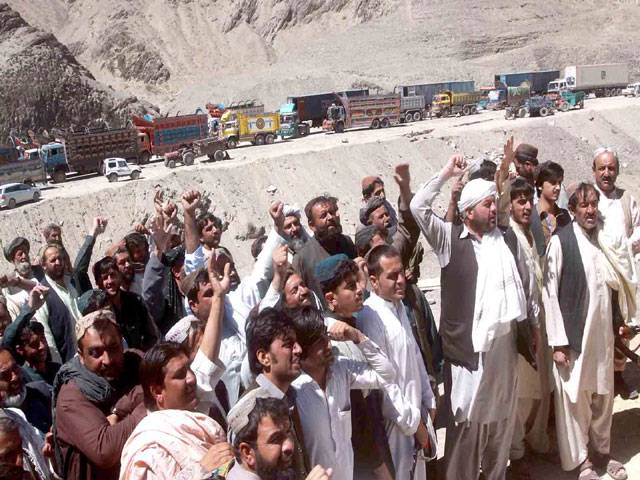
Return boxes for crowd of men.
[0,138,637,480]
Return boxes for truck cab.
[431,93,452,116]
[40,142,68,182]
[547,79,567,94]
[278,104,309,139]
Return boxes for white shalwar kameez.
[292,339,418,480]
[357,293,436,480]
[543,222,618,471]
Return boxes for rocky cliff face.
[0,3,156,139]
[3,0,640,127]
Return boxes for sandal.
[578,459,599,480]
[606,459,627,480]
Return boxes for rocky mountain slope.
[0,3,155,139]
[4,0,640,124]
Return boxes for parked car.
[102,158,141,183]
[622,82,640,97]
[0,182,41,209]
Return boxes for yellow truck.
[221,111,281,148]
[431,90,482,118]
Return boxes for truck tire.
[254,135,264,146]
[380,117,390,128]
[462,106,470,116]
[183,151,195,166]
[300,125,309,137]
[518,108,527,118]
[139,151,151,164]
[470,105,477,114]
[335,122,345,133]
[52,170,66,183]
[130,170,140,180]
[413,111,422,122]
[404,112,413,123]
[371,119,380,129]
[579,100,585,109]
[166,159,176,169]
[559,102,570,112]
[539,107,550,117]
[505,110,513,120]
[214,150,226,161]
[227,137,238,149]
[108,173,118,183]
[265,134,275,144]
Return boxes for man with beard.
[93,257,159,351]
[0,348,51,435]
[119,342,234,480]
[356,246,435,480]
[1,238,43,318]
[592,147,640,400]
[226,388,333,480]
[410,153,532,480]
[246,307,309,478]
[544,183,633,480]
[42,222,72,276]
[39,244,83,363]
[2,284,60,385]
[53,310,146,480]
[360,164,420,270]
[282,205,310,259]
[293,195,356,301]
[0,413,50,480]
[114,247,137,294]
[291,307,419,480]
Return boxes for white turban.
[164,315,198,344]
[457,178,496,216]
[227,387,273,443]
[283,204,302,218]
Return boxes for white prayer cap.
[227,387,273,443]
[283,204,302,218]
[457,178,496,216]
[164,315,198,344]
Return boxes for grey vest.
[556,224,590,354]
[440,225,520,370]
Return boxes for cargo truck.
[547,64,629,97]
[394,81,475,120]
[54,127,140,183]
[322,94,401,133]
[494,70,560,94]
[0,145,47,185]
[431,91,482,117]
[286,89,369,128]
[25,142,68,182]
[221,111,281,148]
[133,114,209,166]
[278,103,310,140]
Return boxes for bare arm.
[181,190,201,255]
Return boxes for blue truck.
[494,70,560,94]
[0,145,47,185]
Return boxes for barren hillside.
[0,3,156,139]
[6,0,640,117]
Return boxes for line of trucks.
[0,63,635,186]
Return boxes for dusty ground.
[1,95,640,479]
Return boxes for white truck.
[548,64,629,97]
